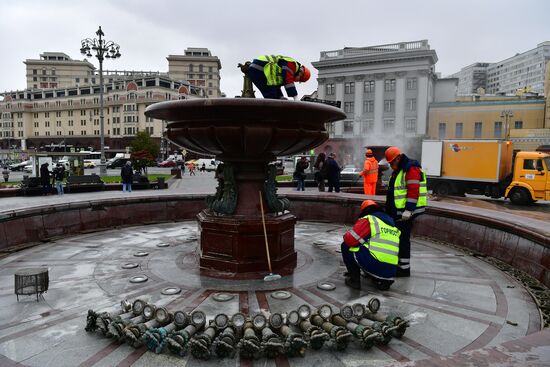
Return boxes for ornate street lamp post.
[80,26,121,176]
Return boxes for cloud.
[1,0,549,97]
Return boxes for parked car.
[158,159,177,168]
[340,165,362,185]
[9,160,31,171]
[106,158,129,169]
[83,160,96,168]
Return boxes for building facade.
[428,96,547,150]
[451,42,550,96]
[1,48,222,152]
[449,63,490,95]
[0,75,204,151]
[24,52,95,90]
[312,40,439,142]
[167,48,222,97]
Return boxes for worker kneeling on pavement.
[240,54,311,100]
[341,200,400,291]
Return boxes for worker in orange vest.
[360,149,378,195]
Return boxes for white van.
[194,158,219,172]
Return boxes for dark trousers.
[341,243,396,280]
[41,182,51,195]
[328,179,340,193]
[246,67,283,99]
[395,219,413,271]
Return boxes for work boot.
[345,276,361,290]
[395,268,410,278]
[373,279,393,291]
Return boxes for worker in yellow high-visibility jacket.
[241,54,311,99]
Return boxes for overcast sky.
[1,0,549,98]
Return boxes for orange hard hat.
[366,149,374,157]
[299,66,311,82]
[360,200,378,211]
[385,146,401,163]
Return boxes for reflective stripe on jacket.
[361,157,379,183]
[348,215,400,265]
[257,55,300,87]
[394,169,427,215]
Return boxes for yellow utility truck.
[421,140,550,205]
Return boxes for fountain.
[145,98,345,274]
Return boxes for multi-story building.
[449,63,490,95]
[312,40,449,162]
[431,60,550,151]
[428,95,547,150]
[24,52,95,90]
[1,48,222,151]
[167,48,222,97]
[487,42,550,95]
[451,42,550,96]
[0,75,204,151]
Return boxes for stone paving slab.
[0,221,542,366]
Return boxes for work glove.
[292,96,299,101]
[401,210,413,221]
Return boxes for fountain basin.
[145,98,345,274]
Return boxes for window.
[344,82,355,94]
[45,112,49,118]
[362,119,374,133]
[384,100,395,112]
[326,83,335,95]
[189,64,194,72]
[344,121,354,133]
[363,100,374,113]
[384,79,396,91]
[383,119,395,132]
[56,121,61,127]
[406,98,416,111]
[364,80,375,93]
[438,122,446,139]
[474,122,482,138]
[344,102,354,113]
[209,66,213,72]
[199,64,203,72]
[455,122,463,138]
[515,120,523,129]
[494,121,503,138]
[523,159,543,170]
[407,78,417,90]
[45,121,50,127]
[146,126,154,135]
[75,77,80,83]
[33,69,37,75]
[405,118,416,132]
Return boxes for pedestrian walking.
[313,153,326,192]
[326,153,341,193]
[384,146,427,277]
[188,163,196,176]
[121,161,133,192]
[341,200,400,290]
[200,163,206,173]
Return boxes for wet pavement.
[0,175,549,366]
[0,220,543,366]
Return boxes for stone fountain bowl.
[145,98,346,162]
